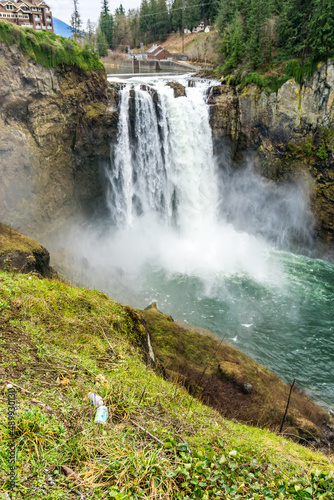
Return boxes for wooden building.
[0,0,53,32]
[147,44,173,61]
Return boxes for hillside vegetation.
[0,21,104,71]
[215,0,334,89]
[0,269,334,499]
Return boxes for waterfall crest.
[107,80,219,234]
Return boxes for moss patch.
[0,21,104,72]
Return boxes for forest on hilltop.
[89,0,333,70]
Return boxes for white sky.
[49,0,141,28]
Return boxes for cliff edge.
[210,61,334,254]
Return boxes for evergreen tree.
[308,0,334,61]
[278,0,313,58]
[139,0,150,35]
[99,0,114,49]
[183,0,201,31]
[128,9,140,47]
[247,0,268,69]
[96,28,109,56]
[156,0,169,41]
[148,0,159,42]
[115,4,126,15]
[70,0,82,42]
[86,19,96,49]
[221,10,244,72]
[215,0,240,34]
[170,0,183,33]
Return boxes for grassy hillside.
[141,305,332,444]
[129,31,217,64]
[0,270,333,499]
[0,21,104,72]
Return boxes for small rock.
[166,82,186,98]
[242,383,253,394]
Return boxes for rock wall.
[1,42,333,255]
[0,43,118,239]
[209,62,334,253]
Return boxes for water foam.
[106,78,281,287]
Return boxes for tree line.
[71,0,334,72]
[216,0,334,75]
[71,0,217,56]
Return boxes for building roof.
[147,44,159,54]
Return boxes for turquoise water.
[133,251,334,409]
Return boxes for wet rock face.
[0,44,118,239]
[209,62,334,254]
[166,81,186,98]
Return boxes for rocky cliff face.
[1,43,333,255]
[209,62,334,254]
[0,43,118,239]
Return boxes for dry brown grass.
[132,32,218,63]
[0,222,43,253]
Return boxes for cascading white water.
[107,80,219,234]
[105,78,279,284]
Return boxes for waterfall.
[107,80,219,234]
[51,77,334,408]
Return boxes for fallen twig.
[99,326,115,352]
[5,381,35,395]
[279,378,295,433]
[31,398,53,411]
[129,419,164,446]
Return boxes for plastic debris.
[87,392,103,407]
[94,405,108,424]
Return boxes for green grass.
[0,271,333,499]
[0,21,104,72]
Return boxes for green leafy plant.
[316,143,328,161]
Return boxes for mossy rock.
[0,223,56,278]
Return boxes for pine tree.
[70,0,82,42]
[86,19,95,49]
[221,10,244,72]
[278,0,313,58]
[308,0,334,61]
[148,0,158,42]
[215,0,240,34]
[183,0,201,31]
[96,28,109,56]
[156,0,169,41]
[139,0,151,35]
[170,0,183,33]
[246,0,268,69]
[99,0,114,49]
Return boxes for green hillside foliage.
[0,21,104,71]
[216,0,334,88]
[0,270,334,498]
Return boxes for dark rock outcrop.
[166,81,186,98]
[0,43,118,239]
[0,223,56,278]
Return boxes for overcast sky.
[49,0,141,28]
